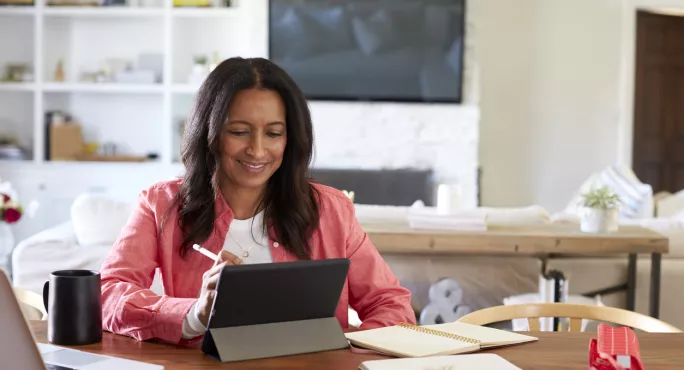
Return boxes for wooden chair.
[457,303,682,333]
[13,286,47,321]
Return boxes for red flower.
[4,208,21,223]
[0,194,9,203]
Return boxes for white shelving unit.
[0,0,263,166]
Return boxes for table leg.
[627,254,637,311]
[651,253,662,319]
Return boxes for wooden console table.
[365,224,669,318]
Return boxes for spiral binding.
[397,322,481,344]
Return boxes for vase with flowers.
[0,189,22,275]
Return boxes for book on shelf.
[345,321,537,358]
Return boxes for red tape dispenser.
[589,323,644,370]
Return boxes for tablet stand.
[201,316,350,362]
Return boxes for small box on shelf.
[49,122,82,160]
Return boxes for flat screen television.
[268,0,466,103]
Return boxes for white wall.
[477,0,625,212]
[475,0,540,208]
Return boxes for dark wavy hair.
[166,57,319,260]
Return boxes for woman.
[99,57,415,344]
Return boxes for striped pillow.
[595,165,653,219]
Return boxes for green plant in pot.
[579,186,621,233]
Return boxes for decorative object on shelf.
[46,0,100,6]
[208,50,221,72]
[187,51,221,85]
[173,0,211,7]
[137,53,163,83]
[0,135,29,161]
[436,183,462,215]
[54,59,65,82]
[78,55,162,84]
[187,54,208,85]
[1,63,33,83]
[102,0,126,6]
[102,142,117,156]
[579,186,621,233]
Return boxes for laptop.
[0,271,163,370]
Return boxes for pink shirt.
[100,179,415,345]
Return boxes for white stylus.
[192,244,218,262]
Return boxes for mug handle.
[42,281,49,314]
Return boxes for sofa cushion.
[71,193,133,247]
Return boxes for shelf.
[43,83,164,94]
[44,6,164,18]
[0,6,35,15]
[0,83,35,92]
[0,160,169,168]
[172,7,237,18]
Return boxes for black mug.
[43,270,102,345]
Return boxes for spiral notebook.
[359,354,522,370]
[345,322,537,358]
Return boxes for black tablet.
[200,258,351,362]
[207,257,350,328]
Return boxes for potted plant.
[579,186,620,233]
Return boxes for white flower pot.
[580,207,618,233]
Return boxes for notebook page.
[360,354,522,370]
[345,326,478,358]
[423,322,538,348]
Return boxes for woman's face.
[219,88,287,191]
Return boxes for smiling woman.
[97,57,416,345]
[221,89,288,208]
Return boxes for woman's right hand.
[196,250,243,327]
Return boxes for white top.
[181,211,273,339]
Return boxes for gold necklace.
[228,231,256,258]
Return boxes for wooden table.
[365,224,669,318]
[31,322,684,369]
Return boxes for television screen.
[269,0,465,103]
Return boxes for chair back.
[457,303,681,333]
[13,287,47,321]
